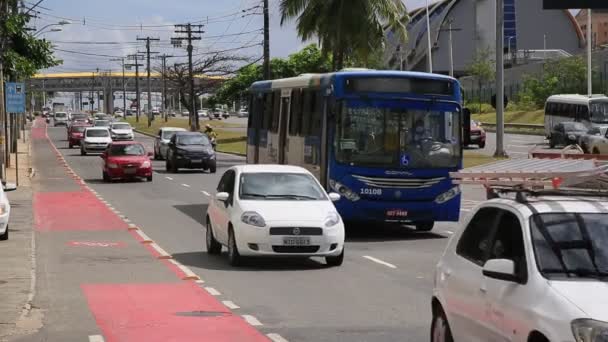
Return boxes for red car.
[68,124,91,148]
[101,141,153,182]
[467,120,486,148]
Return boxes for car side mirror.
[3,182,17,192]
[328,192,341,202]
[147,151,153,157]
[482,259,519,283]
[216,192,230,202]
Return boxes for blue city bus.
[246,70,468,231]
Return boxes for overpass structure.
[28,71,226,113]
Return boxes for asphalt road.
[48,126,487,342]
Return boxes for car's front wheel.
[227,228,242,266]
[209,161,217,174]
[326,248,344,267]
[0,225,8,241]
[478,142,485,149]
[416,221,435,232]
[81,148,86,156]
[431,309,454,342]
[102,171,110,182]
[206,220,222,254]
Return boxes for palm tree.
[280,0,409,70]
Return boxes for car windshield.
[86,129,109,137]
[563,122,587,131]
[531,213,608,280]
[108,144,145,156]
[590,102,608,124]
[55,113,67,118]
[72,126,86,133]
[177,135,210,146]
[95,120,110,126]
[239,173,326,200]
[334,103,461,168]
[71,114,87,120]
[112,124,131,130]
[162,130,181,139]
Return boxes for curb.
[133,129,247,157]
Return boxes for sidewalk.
[0,128,38,342]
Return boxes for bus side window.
[262,92,273,130]
[301,90,313,136]
[271,90,281,133]
[290,89,302,136]
[580,105,589,121]
[311,91,323,137]
[247,94,255,128]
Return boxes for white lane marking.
[362,256,397,269]
[267,333,289,342]
[168,259,200,280]
[182,183,191,188]
[508,144,532,148]
[509,151,528,155]
[89,335,105,342]
[149,243,172,259]
[202,191,210,196]
[445,230,454,235]
[165,176,173,180]
[222,300,240,309]
[134,230,153,243]
[205,287,221,296]
[195,279,205,284]
[242,315,263,326]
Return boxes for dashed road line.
[267,333,289,342]
[445,230,454,235]
[182,183,191,188]
[202,191,210,196]
[362,255,397,269]
[205,287,221,296]
[134,230,153,244]
[168,259,200,280]
[165,176,174,180]
[88,335,105,342]
[222,300,240,309]
[242,314,263,326]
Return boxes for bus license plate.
[386,209,408,218]
[283,237,311,246]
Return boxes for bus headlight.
[435,186,461,204]
[329,180,360,202]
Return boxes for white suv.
[432,194,608,342]
[81,127,112,155]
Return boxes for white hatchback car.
[432,194,608,342]
[109,122,134,141]
[205,165,345,267]
[0,182,17,240]
[153,127,187,160]
[81,127,112,155]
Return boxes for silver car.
[154,127,187,160]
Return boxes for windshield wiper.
[541,268,608,279]
[266,194,318,200]
[241,193,268,199]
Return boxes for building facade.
[385,0,585,76]
[576,9,608,49]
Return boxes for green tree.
[279,0,409,70]
[465,48,495,114]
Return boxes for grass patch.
[463,151,504,168]
[217,141,247,155]
[472,110,544,125]
[125,117,246,142]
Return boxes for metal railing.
[480,122,544,135]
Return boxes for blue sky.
[35,0,431,73]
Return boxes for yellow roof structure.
[31,72,226,80]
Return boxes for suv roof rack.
[451,158,608,201]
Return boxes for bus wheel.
[415,221,434,232]
[549,138,556,149]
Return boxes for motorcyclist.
[204,124,218,150]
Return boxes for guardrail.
[480,122,544,136]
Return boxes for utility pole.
[263,0,270,80]
[439,18,461,78]
[107,70,113,114]
[90,71,95,112]
[174,23,203,131]
[587,9,593,96]
[494,0,507,158]
[156,54,173,122]
[126,54,144,123]
[110,57,127,113]
[425,0,433,73]
[137,37,160,127]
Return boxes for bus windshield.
[334,103,461,168]
[590,102,608,124]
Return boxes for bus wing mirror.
[462,107,472,146]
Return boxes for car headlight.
[329,180,360,202]
[241,211,266,227]
[568,134,576,141]
[324,212,340,227]
[107,163,118,169]
[141,161,151,168]
[572,319,608,342]
[435,186,461,204]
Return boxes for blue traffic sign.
[5,82,26,113]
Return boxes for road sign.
[5,82,26,113]
[543,0,607,9]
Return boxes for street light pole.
[425,0,433,73]
[495,0,507,158]
[588,9,593,96]
[439,19,461,77]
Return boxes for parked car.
[0,182,17,240]
[165,132,216,173]
[579,126,608,154]
[153,127,187,160]
[431,190,608,342]
[113,110,125,118]
[53,112,68,126]
[237,108,249,118]
[68,124,91,148]
[126,109,136,117]
[151,108,160,116]
[181,111,190,117]
[211,110,222,120]
[109,122,134,141]
[197,109,208,119]
[205,165,345,266]
[549,122,588,148]
[81,127,112,155]
[101,142,153,182]
[466,120,486,148]
[221,111,230,119]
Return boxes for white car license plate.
[124,168,136,174]
[283,237,311,246]
[191,159,203,163]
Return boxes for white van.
[544,94,608,138]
